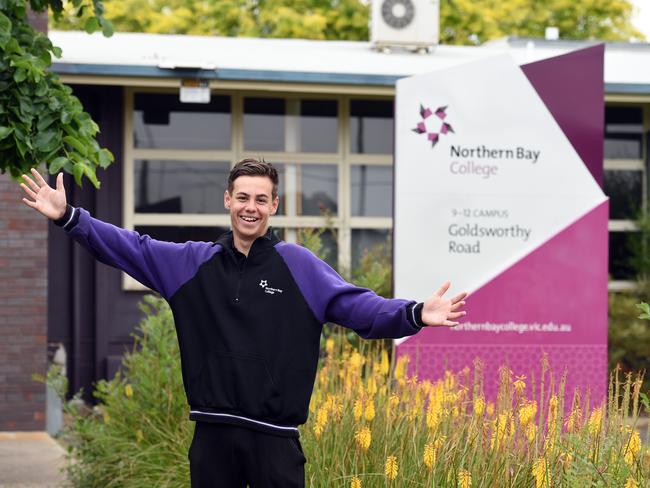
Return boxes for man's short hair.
[228,158,279,199]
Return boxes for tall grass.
[304,329,650,487]
[59,296,650,487]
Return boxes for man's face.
[224,175,279,242]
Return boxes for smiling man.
[20,159,467,488]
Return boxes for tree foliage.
[51,0,644,43]
[0,0,113,187]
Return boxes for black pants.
[188,422,306,488]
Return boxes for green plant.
[608,287,650,394]
[0,0,113,187]
[61,295,191,487]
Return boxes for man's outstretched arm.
[20,168,220,299]
[276,242,467,339]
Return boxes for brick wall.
[0,173,47,430]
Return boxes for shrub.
[62,295,191,487]
[60,295,650,487]
[609,283,650,393]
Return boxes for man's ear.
[270,195,279,215]
[224,190,231,210]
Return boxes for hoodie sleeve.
[275,242,423,339]
[55,206,221,300]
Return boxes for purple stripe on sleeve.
[67,208,222,299]
[275,242,419,339]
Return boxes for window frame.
[605,101,649,290]
[122,88,395,290]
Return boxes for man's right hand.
[20,168,67,220]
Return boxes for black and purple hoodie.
[56,206,423,437]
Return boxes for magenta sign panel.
[393,46,608,401]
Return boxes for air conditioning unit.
[371,0,440,50]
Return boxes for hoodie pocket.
[191,350,282,418]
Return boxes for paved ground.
[0,432,66,488]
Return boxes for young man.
[20,160,467,488]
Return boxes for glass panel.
[133,93,231,150]
[244,97,286,151]
[609,231,637,280]
[134,160,230,214]
[297,228,338,269]
[604,170,643,220]
[604,106,643,159]
[135,226,228,243]
[299,164,338,216]
[350,100,394,154]
[299,100,338,153]
[352,229,392,270]
[351,165,393,217]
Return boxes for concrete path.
[0,432,66,488]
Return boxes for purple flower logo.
[412,105,454,148]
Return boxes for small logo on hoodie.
[259,279,283,295]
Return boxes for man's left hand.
[421,281,467,327]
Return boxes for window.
[125,90,394,291]
[604,104,648,287]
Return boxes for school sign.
[394,46,608,400]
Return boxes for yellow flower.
[350,476,362,488]
[426,400,442,430]
[532,457,549,488]
[473,397,485,417]
[124,384,133,398]
[326,338,334,355]
[513,374,526,395]
[423,442,435,470]
[394,355,409,381]
[587,406,603,437]
[367,376,377,396]
[354,427,372,451]
[518,401,537,427]
[316,405,328,428]
[385,455,398,481]
[486,402,495,418]
[353,399,363,422]
[387,394,400,418]
[565,406,582,433]
[313,421,324,440]
[434,435,446,450]
[380,350,389,375]
[525,423,537,443]
[624,428,641,466]
[350,351,363,369]
[458,469,472,488]
[624,477,638,488]
[364,399,376,422]
[490,412,512,450]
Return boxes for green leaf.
[83,164,101,189]
[97,148,114,168]
[101,20,114,37]
[63,135,88,156]
[49,156,69,174]
[51,46,62,58]
[636,302,650,320]
[33,129,57,151]
[72,162,84,187]
[0,126,13,141]
[13,68,27,83]
[0,12,11,34]
[84,17,99,34]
